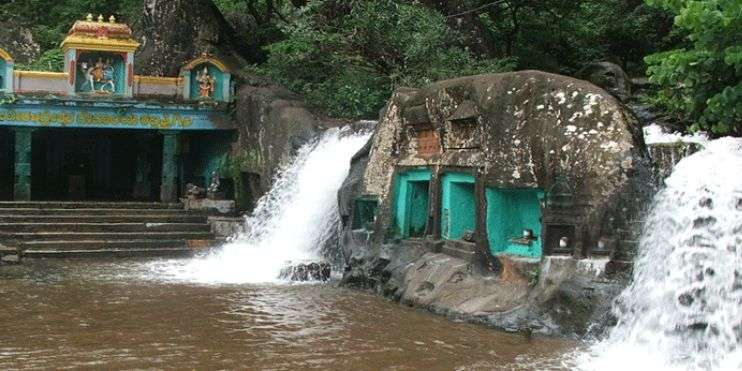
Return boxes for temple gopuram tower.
[62,14,139,98]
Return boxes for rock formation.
[576,61,632,102]
[339,70,654,336]
[0,20,39,65]
[134,0,254,76]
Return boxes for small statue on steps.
[207,171,225,200]
[186,183,206,199]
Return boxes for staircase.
[0,202,216,258]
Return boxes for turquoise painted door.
[440,172,476,240]
[393,169,431,238]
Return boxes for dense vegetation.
[1,0,739,134]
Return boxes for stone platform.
[0,201,217,258]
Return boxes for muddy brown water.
[0,259,576,370]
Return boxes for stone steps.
[0,208,205,216]
[3,231,214,241]
[0,202,217,258]
[0,201,183,209]
[23,248,193,259]
[0,215,208,224]
[0,223,212,233]
[22,239,205,251]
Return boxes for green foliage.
[254,0,514,118]
[0,0,141,52]
[16,48,64,72]
[644,0,742,135]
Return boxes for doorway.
[31,128,163,201]
[0,127,11,200]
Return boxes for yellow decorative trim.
[14,71,68,79]
[0,48,13,62]
[61,36,140,53]
[135,76,182,85]
[181,56,230,73]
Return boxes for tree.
[645,0,742,135]
[254,0,514,118]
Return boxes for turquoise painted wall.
[186,132,234,185]
[353,197,378,229]
[486,188,544,258]
[393,168,431,238]
[189,64,225,101]
[440,172,476,240]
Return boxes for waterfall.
[574,138,742,370]
[157,126,372,284]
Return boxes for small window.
[352,197,379,230]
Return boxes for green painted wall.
[440,172,476,240]
[393,168,431,238]
[353,197,379,230]
[486,188,544,258]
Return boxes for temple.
[0,15,235,202]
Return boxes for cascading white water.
[573,138,742,370]
[157,127,371,284]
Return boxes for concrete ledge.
[183,198,236,216]
[207,216,244,238]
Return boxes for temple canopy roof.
[61,14,140,53]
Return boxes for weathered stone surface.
[207,216,245,238]
[279,262,331,282]
[184,198,236,215]
[134,0,252,76]
[0,20,39,65]
[232,84,319,201]
[340,70,653,336]
[576,62,632,102]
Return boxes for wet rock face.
[0,20,39,65]
[232,85,319,202]
[340,70,651,336]
[576,62,632,102]
[279,263,331,282]
[359,70,650,253]
[134,0,251,75]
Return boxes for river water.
[0,258,574,370]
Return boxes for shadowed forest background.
[0,0,739,134]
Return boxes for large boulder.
[576,62,632,102]
[134,0,254,76]
[232,84,319,203]
[340,70,653,336]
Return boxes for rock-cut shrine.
[0,15,235,202]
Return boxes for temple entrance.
[440,172,476,240]
[393,169,432,238]
[30,129,163,201]
[0,127,12,200]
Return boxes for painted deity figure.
[196,67,216,99]
[80,58,116,93]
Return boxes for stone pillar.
[160,131,181,203]
[12,127,33,201]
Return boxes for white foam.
[643,123,709,145]
[573,137,742,370]
[152,127,371,284]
